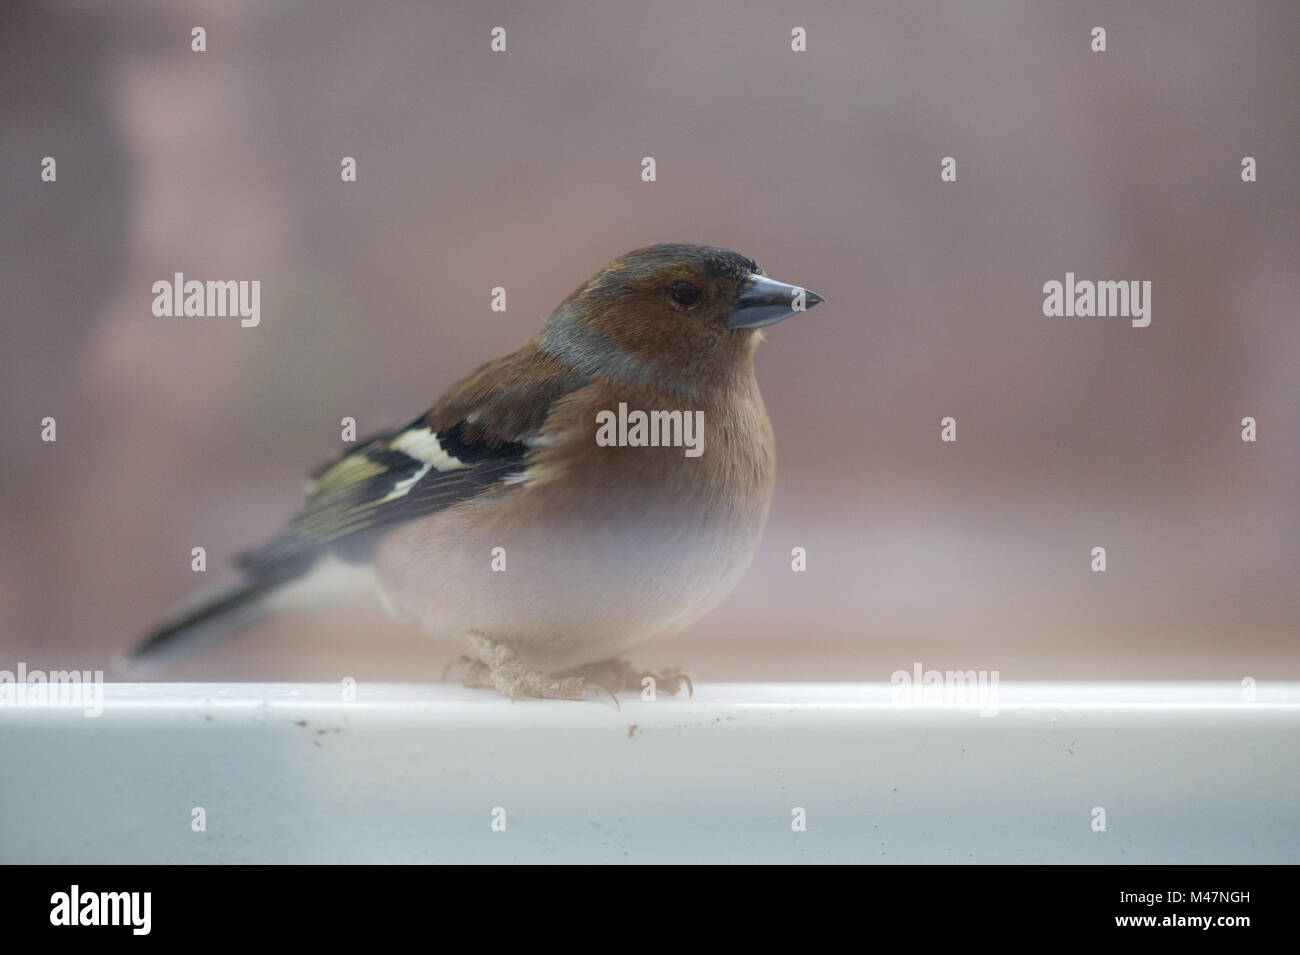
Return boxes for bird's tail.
[127,575,282,663]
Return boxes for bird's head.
[540,244,823,391]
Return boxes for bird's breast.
[373,377,776,670]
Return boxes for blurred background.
[2,0,1297,683]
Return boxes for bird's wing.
[235,346,588,577]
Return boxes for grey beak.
[726,274,825,329]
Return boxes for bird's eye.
[669,281,701,306]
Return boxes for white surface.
[1,682,1297,863]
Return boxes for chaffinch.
[132,244,823,699]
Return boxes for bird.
[130,244,823,699]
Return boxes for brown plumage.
[132,244,823,699]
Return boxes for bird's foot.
[455,635,610,702]
[566,658,694,698]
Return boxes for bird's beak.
[726,274,825,329]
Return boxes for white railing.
[2,682,1297,863]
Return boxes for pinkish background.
[2,0,1297,682]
